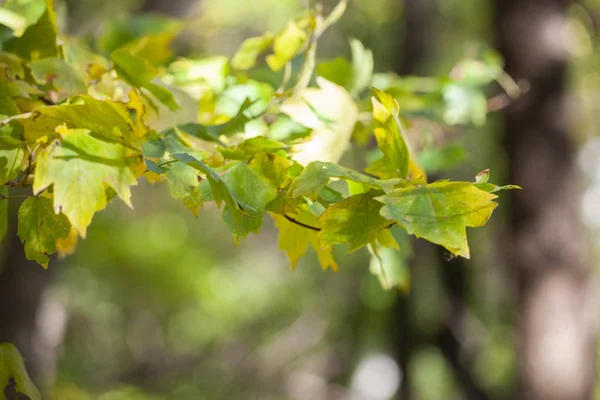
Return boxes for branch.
[283,215,397,232]
[284,215,321,231]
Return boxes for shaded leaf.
[28,57,87,101]
[318,192,390,252]
[0,343,40,400]
[0,122,25,185]
[172,153,239,213]
[166,161,211,216]
[17,196,70,267]
[221,162,278,243]
[112,47,178,111]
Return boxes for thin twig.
[283,214,397,232]
[284,215,321,231]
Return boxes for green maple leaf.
[28,57,87,101]
[377,181,498,258]
[318,192,390,252]
[289,161,399,200]
[249,153,297,189]
[0,343,41,400]
[172,153,241,222]
[112,47,179,111]
[0,120,26,187]
[166,162,212,216]
[16,95,143,151]
[221,162,278,243]
[17,196,70,268]
[271,210,338,271]
[33,128,138,237]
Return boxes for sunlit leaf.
[14,95,142,150]
[282,77,357,165]
[55,225,78,259]
[232,33,274,70]
[266,21,307,72]
[33,127,138,237]
[366,89,411,179]
[378,181,498,258]
[271,210,337,271]
[349,38,373,96]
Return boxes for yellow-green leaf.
[271,211,337,271]
[377,181,498,258]
[17,196,70,268]
[32,128,138,237]
[266,21,307,72]
[366,90,410,179]
[15,95,143,151]
[28,57,87,101]
[232,33,273,70]
[112,47,179,111]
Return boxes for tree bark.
[495,1,598,399]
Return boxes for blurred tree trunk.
[141,0,196,16]
[0,200,62,394]
[396,0,434,75]
[496,1,598,399]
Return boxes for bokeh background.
[1,0,599,399]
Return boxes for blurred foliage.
[1,0,599,399]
